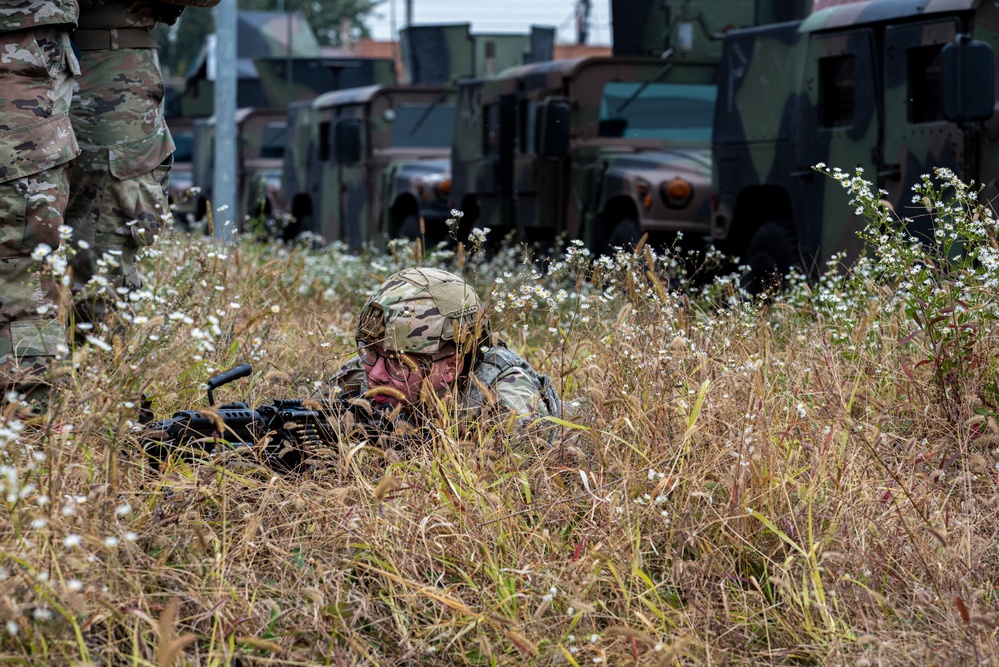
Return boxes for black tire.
[741,220,796,295]
[398,214,421,241]
[283,212,310,243]
[603,218,643,256]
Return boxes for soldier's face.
[362,343,461,407]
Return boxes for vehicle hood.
[599,148,711,177]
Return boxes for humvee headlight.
[436,178,451,198]
[661,177,693,209]
[634,179,653,210]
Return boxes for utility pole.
[576,0,591,45]
[213,0,237,243]
[406,0,413,28]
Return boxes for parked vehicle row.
[173,0,999,297]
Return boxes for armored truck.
[283,85,455,246]
[281,23,555,247]
[190,108,289,230]
[711,0,998,291]
[450,0,800,255]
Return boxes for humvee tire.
[741,220,795,295]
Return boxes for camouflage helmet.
[356,268,482,355]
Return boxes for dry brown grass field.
[2,171,999,666]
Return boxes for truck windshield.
[260,122,286,159]
[599,82,716,142]
[173,132,193,162]
[390,104,455,148]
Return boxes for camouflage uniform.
[331,267,561,433]
[0,1,80,376]
[66,0,217,305]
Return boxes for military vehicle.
[180,11,326,116]
[449,0,802,256]
[283,85,455,245]
[190,108,289,229]
[169,11,395,233]
[283,23,555,247]
[164,116,196,225]
[711,0,998,291]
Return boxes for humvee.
[282,84,456,246]
[190,108,289,230]
[450,0,799,255]
[711,0,997,291]
[282,23,555,247]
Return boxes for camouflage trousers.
[0,26,80,371]
[66,46,174,304]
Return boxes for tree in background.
[155,0,384,79]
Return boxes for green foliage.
[818,165,999,422]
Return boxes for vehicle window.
[598,82,716,142]
[260,122,286,159]
[390,104,455,148]
[908,44,944,124]
[819,55,855,128]
[484,103,499,154]
[319,121,331,162]
[172,131,194,162]
[519,99,535,153]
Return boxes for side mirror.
[942,35,995,123]
[535,98,571,158]
[333,118,363,164]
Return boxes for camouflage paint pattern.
[450,0,767,252]
[176,11,326,117]
[66,45,174,294]
[452,57,719,249]
[66,1,220,298]
[190,108,289,228]
[711,0,999,274]
[0,4,80,364]
[401,24,555,83]
[253,56,396,110]
[283,24,553,247]
[400,24,475,85]
[284,85,455,247]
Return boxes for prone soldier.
[331,267,562,440]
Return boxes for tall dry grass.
[1,177,998,666]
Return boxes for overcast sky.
[367,0,613,45]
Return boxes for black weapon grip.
[206,363,252,406]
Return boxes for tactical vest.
[465,342,563,420]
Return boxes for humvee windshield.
[390,104,455,148]
[173,131,194,162]
[261,122,286,159]
[599,82,716,141]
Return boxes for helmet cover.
[356,268,481,354]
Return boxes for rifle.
[136,363,381,471]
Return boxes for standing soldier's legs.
[67,46,173,326]
[0,26,79,389]
[0,166,73,363]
